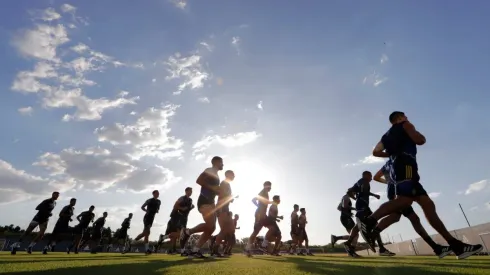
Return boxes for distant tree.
[13,226,21,233]
[8,224,14,232]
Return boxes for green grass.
[0,252,489,275]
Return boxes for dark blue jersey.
[78,211,95,228]
[199,168,220,199]
[58,205,74,225]
[93,217,106,230]
[351,179,370,206]
[121,217,131,229]
[34,199,56,221]
[145,198,161,215]
[171,196,193,217]
[381,121,417,159]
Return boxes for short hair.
[70,198,77,202]
[152,190,159,195]
[300,208,305,212]
[362,171,372,177]
[294,204,299,208]
[211,156,222,165]
[264,181,272,186]
[129,213,133,216]
[272,195,280,201]
[89,205,95,209]
[389,111,405,123]
[225,170,234,177]
[185,187,192,192]
[103,212,108,215]
[52,191,60,196]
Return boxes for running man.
[68,205,95,254]
[298,208,314,256]
[11,192,59,255]
[43,198,76,254]
[161,187,194,255]
[211,170,235,257]
[359,111,483,259]
[331,190,360,257]
[372,159,452,258]
[259,195,283,256]
[88,212,108,253]
[113,213,133,253]
[223,213,240,255]
[290,204,300,255]
[245,181,273,257]
[180,156,223,258]
[133,190,161,255]
[351,171,395,256]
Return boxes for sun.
[225,160,277,218]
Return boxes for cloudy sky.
[1,1,489,245]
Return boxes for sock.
[28,242,36,248]
[447,238,461,246]
[376,236,385,250]
[423,236,439,250]
[306,249,309,253]
[192,246,199,252]
[144,243,149,251]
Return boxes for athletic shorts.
[73,224,89,235]
[355,206,373,219]
[52,221,70,235]
[267,218,280,233]
[165,217,180,235]
[216,202,230,216]
[392,157,427,197]
[197,195,216,211]
[179,216,188,229]
[144,213,156,229]
[340,215,355,232]
[253,214,269,231]
[302,230,308,241]
[387,195,416,217]
[290,225,300,236]
[116,228,128,239]
[29,217,48,231]
[91,229,102,240]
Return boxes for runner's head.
[211,156,224,170]
[69,198,77,206]
[52,191,60,200]
[263,181,272,192]
[346,189,355,197]
[152,190,160,198]
[234,214,239,220]
[228,211,233,218]
[300,208,306,214]
[103,212,108,218]
[185,187,193,197]
[128,213,133,219]
[272,195,280,204]
[89,205,95,212]
[389,111,407,124]
[225,170,235,181]
[362,171,372,182]
[293,204,299,211]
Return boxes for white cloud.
[12,24,69,62]
[428,192,441,199]
[380,54,389,64]
[71,43,89,54]
[0,159,73,204]
[18,106,33,116]
[346,155,385,167]
[170,0,187,9]
[199,42,213,52]
[192,131,261,159]
[30,8,61,22]
[363,70,388,87]
[465,180,488,195]
[470,206,479,212]
[165,53,209,95]
[11,9,143,122]
[60,4,77,13]
[257,101,263,110]
[198,97,210,103]
[231,36,241,55]
[95,105,184,160]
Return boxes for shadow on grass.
[0,254,150,265]
[2,257,220,275]
[260,256,481,275]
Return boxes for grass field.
[0,252,489,275]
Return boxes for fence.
[356,222,490,256]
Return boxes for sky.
[0,0,489,245]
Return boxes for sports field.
[0,253,489,275]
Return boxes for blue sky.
[1,0,489,245]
